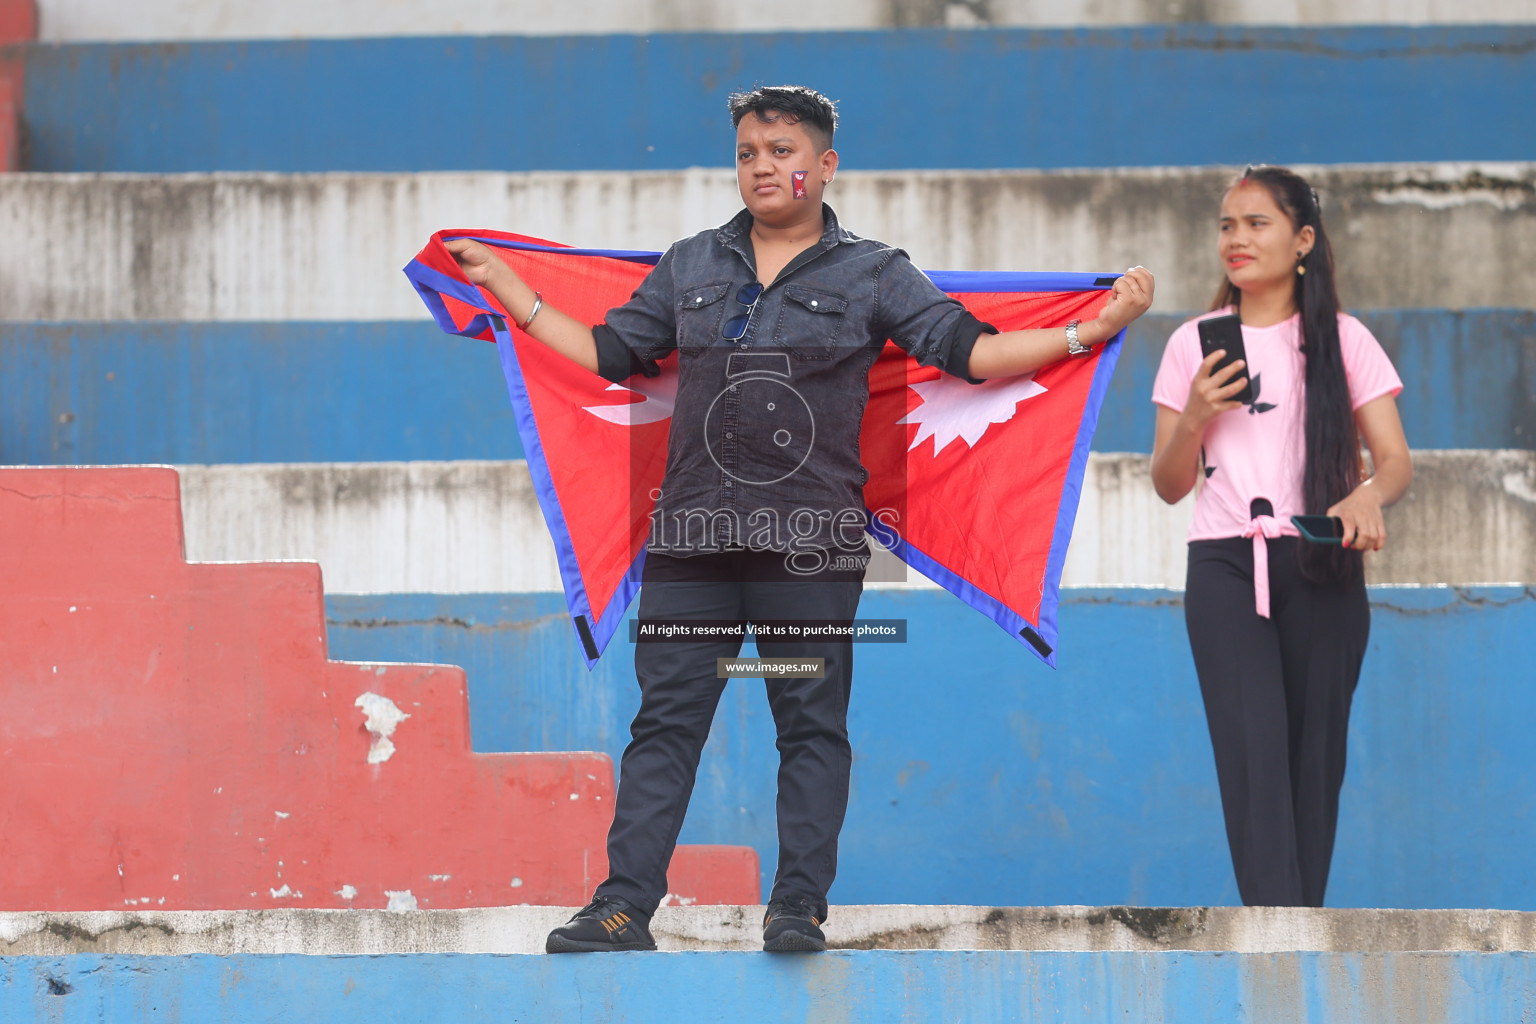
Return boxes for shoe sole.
[546,933,657,954]
[762,931,827,953]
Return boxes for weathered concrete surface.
[178,461,562,595]
[6,951,1535,1024]
[1,164,1531,318]
[4,905,1535,954]
[175,451,1536,593]
[1069,450,1536,587]
[35,0,1536,41]
[1381,449,1536,585]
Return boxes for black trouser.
[1185,537,1370,907]
[594,549,864,919]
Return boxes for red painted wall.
[0,467,756,911]
[0,0,34,170]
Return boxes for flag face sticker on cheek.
[405,231,1122,669]
[792,171,808,199]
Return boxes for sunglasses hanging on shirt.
[722,282,765,341]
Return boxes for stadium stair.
[2,904,1534,1021]
[0,465,758,912]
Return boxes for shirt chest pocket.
[774,284,850,360]
[676,282,733,350]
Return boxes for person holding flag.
[445,85,1154,952]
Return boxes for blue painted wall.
[4,951,1534,1022]
[2,310,1530,464]
[0,322,518,464]
[1099,309,1536,452]
[19,27,1536,173]
[325,586,1536,911]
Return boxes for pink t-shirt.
[1152,309,1403,542]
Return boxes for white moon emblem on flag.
[898,373,1048,455]
[582,365,679,425]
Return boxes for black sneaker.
[762,896,827,952]
[545,896,657,953]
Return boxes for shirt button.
[725,432,733,439]
[737,343,748,351]
[810,300,818,308]
[694,296,703,305]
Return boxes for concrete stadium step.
[4,906,1535,1020]
[35,0,1536,41]
[164,452,1536,593]
[5,905,1536,954]
[2,166,1532,316]
[2,949,1531,1024]
[319,586,1536,910]
[0,466,758,912]
[14,28,1533,173]
[2,311,1530,466]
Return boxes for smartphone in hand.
[1291,515,1344,544]
[1197,314,1255,405]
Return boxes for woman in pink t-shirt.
[1150,166,1413,907]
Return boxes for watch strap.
[1066,319,1091,357]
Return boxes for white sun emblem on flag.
[898,373,1048,455]
[582,365,678,425]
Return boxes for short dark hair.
[727,85,838,151]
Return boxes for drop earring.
[1296,251,1307,276]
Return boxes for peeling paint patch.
[428,874,451,882]
[1372,187,1531,211]
[1370,170,1535,211]
[336,885,357,900]
[274,811,290,819]
[385,890,417,911]
[1503,472,1536,505]
[660,894,697,907]
[354,691,410,764]
[270,885,302,899]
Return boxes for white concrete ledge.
[37,0,1536,42]
[174,451,1536,592]
[3,164,1532,319]
[179,461,563,595]
[5,904,1535,955]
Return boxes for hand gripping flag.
[405,230,1122,669]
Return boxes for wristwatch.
[1066,319,1091,358]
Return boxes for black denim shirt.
[593,205,993,554]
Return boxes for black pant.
[594,549,864,919]
[1185,537,1370,907]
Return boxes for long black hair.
[1212,165,1362,586]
